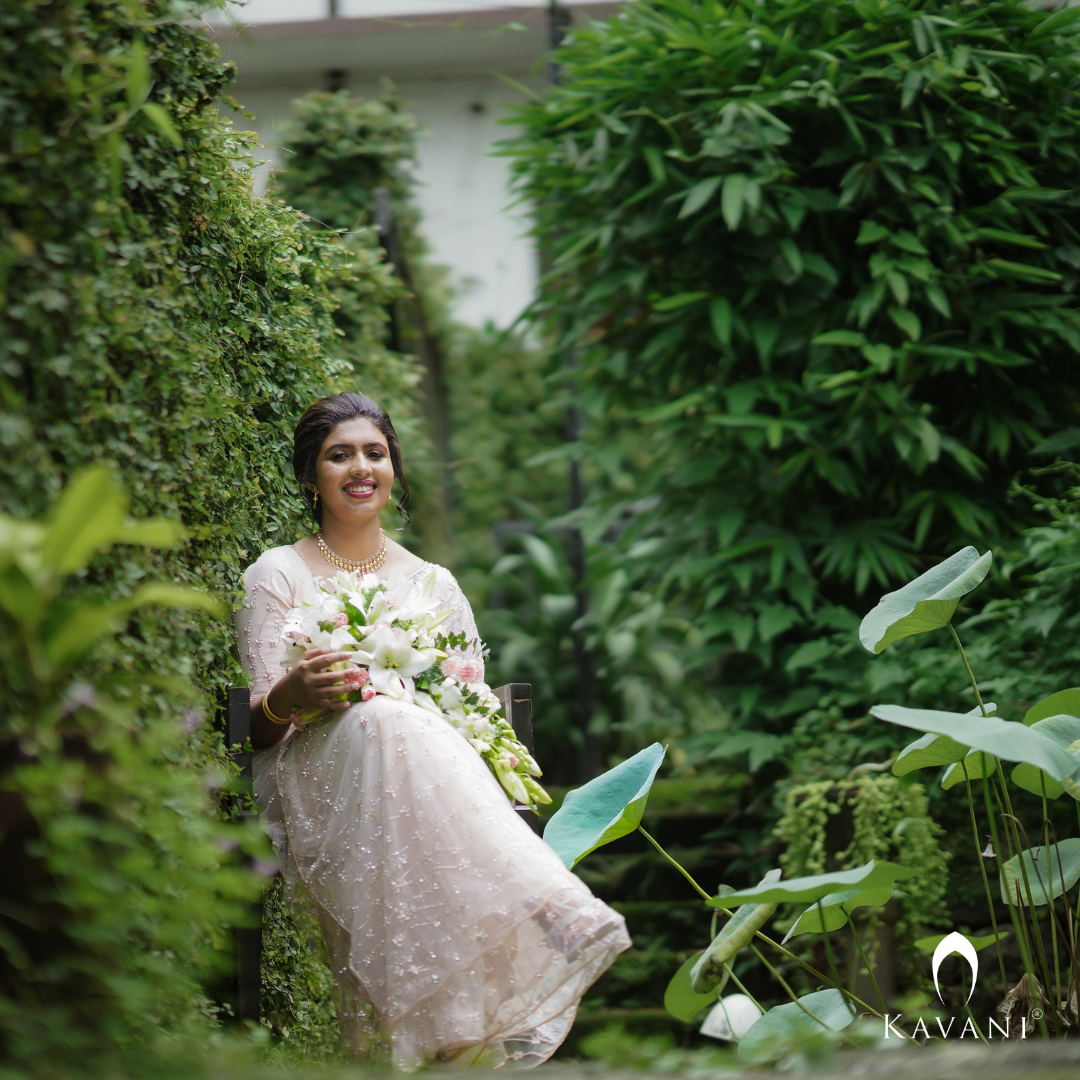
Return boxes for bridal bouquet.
[280,568,551,811]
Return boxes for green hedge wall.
[0,0,403,1063]
[0,0,401,685]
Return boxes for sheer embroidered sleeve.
[236,548,305,701]
[430,565,485,683]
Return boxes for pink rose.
[441,657,462,678]
[361,685,377,702]
[457,659,483,684]
[334,612,349,627]
[345,667,369,687]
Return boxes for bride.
[236,392,630,1068]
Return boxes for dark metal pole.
[545,0,599,781]
[373,187,457,564]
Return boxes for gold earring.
[312,490,319,510]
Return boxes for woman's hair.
[292,392,411,528]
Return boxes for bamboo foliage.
[503,0,1080,721]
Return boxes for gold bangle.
[262,692,292,726]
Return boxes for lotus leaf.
[1011,715,1080,799]
[543,743,665,868]
[738,989,854,1063]
[871,706,1080,783]
[1000,839,1080,907]
[664,950,723,1022]
[859,547,992,654]
[893,703,996,777]
[707,860,913,909]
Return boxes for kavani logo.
[932,932,978,1005]
[883,931,1028,1040]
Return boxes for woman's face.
[312,416,394,528]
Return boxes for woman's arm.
[248,647,356,748]
[237,555,366,748]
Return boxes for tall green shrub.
[504,0,1080,753]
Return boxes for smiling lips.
[344,482,377,500]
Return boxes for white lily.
[354,623,439,699]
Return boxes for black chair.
[224,681,538,1023]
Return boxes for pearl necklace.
[316,530,387,575]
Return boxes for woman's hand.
[267,648,359,718]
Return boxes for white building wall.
[215,2,619,328]
[233,76,537,328]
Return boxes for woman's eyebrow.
[323,441,388,454]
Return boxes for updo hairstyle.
[292,392,411,528]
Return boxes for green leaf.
[722,173,749,231]
[1029,4,1080,39]
[926,282,951,318]
[811,330,866,347]
[40,466,127,574]
[914,931,1006,955]
[710,297,733,347]
[693,870,781,992]
[782,876,895,943]
[123,39,150,110]
[894,732,967,775]
[859,547,992,654]
[140,103,183,149]
[871,705,1080,784]
[1000,839,1080,907]
[779,239,803,276]
[0,564,46,624]
[893,703,996,776]
[653,291,709,312]
[891,230,928,255]
[119,517,186,548]
[1024,689,1080,726]
[888,306,921,341]
[43,585,225,667]
[643,145,666,184]
[679,176,722,219]
[665,950,722,1021]
[984,259,1062,283]
[1011,714,1080,799]
[707,859,914,908]
[856,221,888,245]
[126,583,227,620]
[941,747,998,790]
[885,271,909,306]
[738,989,854,1064]
[43,602,127,668]
[543,743,665,868]
[974,227,1048,251]
[862,342,893,370]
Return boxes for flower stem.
[948,624,986,715]
[722,963,767,1017]
[638,825,884,1018]
[963,760,1007,988]
[847,915,887,1014]
[748,943,862,1049]
[638,826,713,902]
